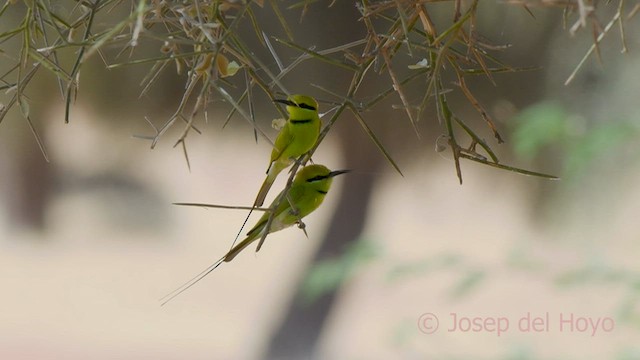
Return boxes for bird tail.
[223,233,258,262]
[253,164,281,207]
[159,256,225,306]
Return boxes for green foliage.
[513,102,568,160]
[448,268,486,300]
[386,253,461,282]
[386,252,486,300]
[513,101,640,178]
[555,263,632,287]
[300,238,379,304]
[565,121,638,176]
[616,347,640,360]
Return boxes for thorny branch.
[2,0,635,245]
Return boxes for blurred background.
[1,1,640,359]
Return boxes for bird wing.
[245,183,305,238]
[269,124,293,166]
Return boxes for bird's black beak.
[274,99,297,107]
[328,169,350,178]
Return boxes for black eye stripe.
[290,119,313,124]
[306,175,329,182]
[274,99,296,107]
[297,103,317,111]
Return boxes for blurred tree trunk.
[2,132,52,231]
[262,5,561,359]
[261,2,376,358]
[263,121,382,360]
[14,149,51,229]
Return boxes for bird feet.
[296,220,306,230]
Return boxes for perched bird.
[161,164,348,305]
[254,94,322,207]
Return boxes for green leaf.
[301,239,379,304]
[449,269,485,300]
[565,122,638,176]
[512,102,568,159]
[18,96,29,118]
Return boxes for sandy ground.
[1,107,639,360]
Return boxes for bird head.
[295,164,349,194]
[274,94,319,118]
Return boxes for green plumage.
[160,164,348,305]
[254,95,322,207]
[225,164,344,261]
